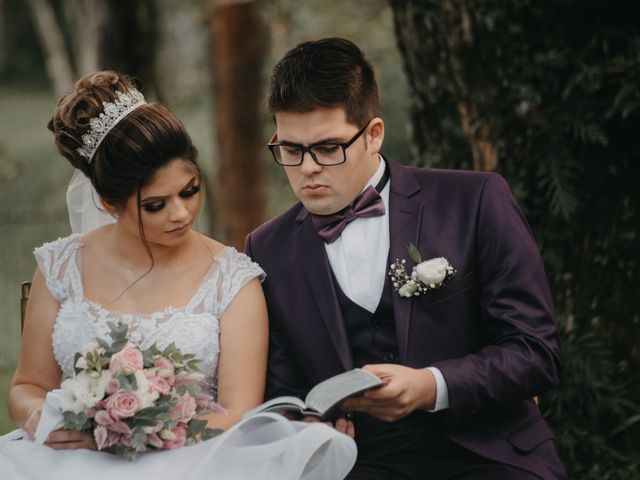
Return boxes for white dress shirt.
[324,157,449,412]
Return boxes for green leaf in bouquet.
[148,344,163,357]
[187,418,207,436]
[161,342,178,358]
[115,372,137,392]
[104,322,130,354]
[73,352,83,375]
[202,428,223,441]
[96,337,111,353]
[186,359,203,372]
[176,384,188,396]
[131,427,148,452]
[141,348,155,368]
[407,243,422,264]
[62,411,90,431]
[184,384,200,397]
[136,404,172,420]
[110,444,139,461]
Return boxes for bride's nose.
[168,198,190,222]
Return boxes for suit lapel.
[386,157,424,361]
[295,210,354,371]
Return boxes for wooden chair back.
[21,281,31,332]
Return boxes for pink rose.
[94,410,115,427]
[109,346,144,375]
[162,425,187,450]
[171,393,197,423]
[105,378,121,395]
[145,371,171,396]
[154,357,175,385]
[94,425,108,450]
[84,407,97,418]
[105,391,140,420]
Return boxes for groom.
[245,37,565,479]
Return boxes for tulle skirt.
[0,413,357,480]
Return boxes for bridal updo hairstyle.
[48,70,200,212]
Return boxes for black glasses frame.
[268,122,371,167]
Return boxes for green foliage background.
[390,1,640,477]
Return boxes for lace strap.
[33,234,83,303]
[187,247,265,317]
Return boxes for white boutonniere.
[389,243,456,298]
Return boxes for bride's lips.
[166,223,191,235]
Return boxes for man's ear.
[99,197,119,218]
[367,118,385,154]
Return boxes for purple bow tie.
[311,186,386,243]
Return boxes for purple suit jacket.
[245,156,564,478]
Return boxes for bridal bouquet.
[59,322,222,459]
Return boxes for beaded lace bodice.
[34,234,264,401]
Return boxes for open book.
[244,368,384,420]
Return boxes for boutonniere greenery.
[389,243,456,298]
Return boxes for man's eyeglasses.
[268,122,371,167]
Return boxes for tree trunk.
[97,0,161,99]
[65,0,102,75]
[389,0,497,171]
[209,0,267,249]
[0,0,6,72]
[25,0,75,97]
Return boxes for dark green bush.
[390,0,640,475]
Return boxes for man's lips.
[303,184,328,191]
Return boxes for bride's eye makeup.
[180,184,200,198]
[141,179,200,213]
[142,200,165,213]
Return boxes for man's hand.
[302,415,355,438]
[340,364,436,422]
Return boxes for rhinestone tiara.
[76,89,147,161]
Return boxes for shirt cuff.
[425,366,449,412]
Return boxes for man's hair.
[268,37,380,126]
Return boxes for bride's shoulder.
[196,233,227,257]
[196,234,263,276]
[34,232,83,258]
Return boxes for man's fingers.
[334,418,355,438]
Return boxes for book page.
[243,396,307,419]
[305,369,383,417]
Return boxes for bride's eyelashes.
[141,184,200,213]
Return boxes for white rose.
[415,257,450,286]
[134,370,159,408]
[80,341,106,357]
[60,378,86,414]
[75,356,88,370]
[62,371,111,412]
[398,282,418,298]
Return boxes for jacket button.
[383,352,395,362]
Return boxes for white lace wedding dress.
[0,234,356,480]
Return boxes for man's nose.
[299,150,322,175]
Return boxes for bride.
[0,71,356,479]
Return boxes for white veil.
[66,169,116,234]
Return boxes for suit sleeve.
[433,173,562,419]
[244,232,311,401]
